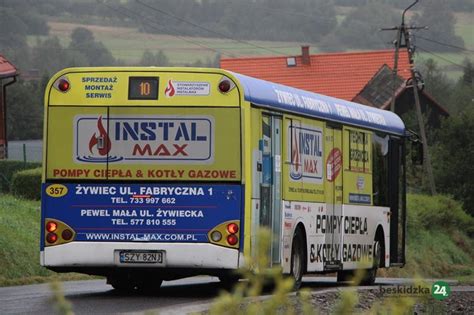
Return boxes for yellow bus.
[41,67,407,291]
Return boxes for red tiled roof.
[221,49,411,101]
[0,55,17,78]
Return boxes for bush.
[10,168,42,200]
[407,194,474,235]
[0,161,42,193]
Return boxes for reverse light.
[46,221,58,232]
[211,231,222,242]
[46,233,58,244]
[227,223,239,234]
[227,234,238,246]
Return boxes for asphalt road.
[0,277,455,315]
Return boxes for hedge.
[10,168,42,200]
[0,161,42,193]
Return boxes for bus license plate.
[118,250,164,264]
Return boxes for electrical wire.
[135,0,289,56]
[417,46,470,70]
[416,35,474,53]
[100,1,235,58]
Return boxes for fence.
[3,140,43,163]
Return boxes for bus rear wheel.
[290,230,305,290]
[360,239,382,285]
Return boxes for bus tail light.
[46,221,58,233]
[53,76,71,93]
[227,223,239,234]
[44,218,76,247]
[208,220,240,249]
[46,233,58,244]
[218,76,235,94]
[227,234,238,246]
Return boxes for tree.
[0,8,30,69]
[6,79,45,140]
[69,27,115,66]
[139,50,170,66]
[418,58,453,109]
[411,0,464,52]
[447,59,474,114]
[432,107,474,217]
[31,37,70,76]
[320,3,399,51]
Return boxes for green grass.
[28,21,307,65]
[385,194,474,280]
[0,194,93,286]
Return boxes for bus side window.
[372,133,389,206]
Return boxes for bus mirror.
[411,140,423,165]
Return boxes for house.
[0,54,18,159]
[221,47,448,126]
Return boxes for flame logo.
[88,116,111,156]
[165,80,175,97]
[291,129,300,172]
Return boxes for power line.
[417,46,470,69]
[135,0,288,56]
[416,35,474,54]
[99,1,235,58]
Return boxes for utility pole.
[382,0,437,195]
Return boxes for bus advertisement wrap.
[41,183,242,248]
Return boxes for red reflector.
[227,234,238,246]
[46,221,58,232]
[218,80,231,93]
[46,233,58,244]
[62,229,73,241]
[227,223,239,234]
[58,79,70,92]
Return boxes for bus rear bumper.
[41,242,239,269]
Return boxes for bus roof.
[232,72,405,136]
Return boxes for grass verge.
[0,194,94,287]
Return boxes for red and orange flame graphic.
[165,80,176,97]
[291,129,300,172]
[88,116,111,156]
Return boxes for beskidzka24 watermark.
[379,281,451,301]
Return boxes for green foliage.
[0,161,41,193]
[388,194,474,279]
[50,280,74,315]
[321,3,399,51]
[210,228,303,314]
[134,0,337,43]
[412,0,465,52]
[407,194,474,234]
[69,27,116,66]
[431,107,474,217]
[6,79,46,140]
[10,168,42,200]
[139,50,170,66]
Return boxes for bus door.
[325,124,343,269]
[260,114,282,265]
[389,137,406,266]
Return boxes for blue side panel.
[42,183,241,243]
[232,72,405,135]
